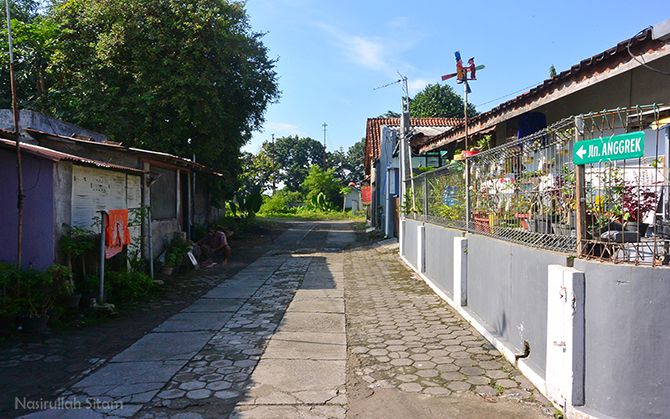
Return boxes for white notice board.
[71,165,142,232]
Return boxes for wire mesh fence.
[578,106,668,265]
[402,105,670,266]
[468,117,577,253]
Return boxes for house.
[364,117,462,237]
[397,21,670,419]
[342,186,362,212]
[0,110,225,265]
[0,139,144,270]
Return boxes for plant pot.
[462,150,480,158]
[533,215,555,235]
[66,293,82,310]
[514,213,530,230]
[552,223,575,237]
[473,214,491,234]
[162,266,175,276]
[20,315,50,333]
[624,222,649,237]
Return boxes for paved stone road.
[345,240,553,418]
[20,222,554,418]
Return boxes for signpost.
[573,131,645,165]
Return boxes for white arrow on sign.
[576,145,587,159]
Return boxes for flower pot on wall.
[624,222,649,237]
[462,150,480,158]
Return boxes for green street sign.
[573,131,645,165]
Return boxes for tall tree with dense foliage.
[9,0,279,199]
[409,83,475,118]
[262,135,325,190]
[0,1,59,110]
[327,138,365,184]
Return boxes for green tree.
[0,4,59,110]
[32,0,279,200]
[410,83,476,118]
[301,165,340,208]
[327,137,365,184]
[263,135,325,190]
[378,110,399,118]
[345,138,365,182]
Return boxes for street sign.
[573,131,645,165]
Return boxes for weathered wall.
[574,259,670,419]
[0,150,55,269]
[402,219,420,268]
[424,223,460,299]
[152,219,181,258]
[466,235,567,377]
[53,161,73,263]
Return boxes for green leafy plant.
[105,271,155,304]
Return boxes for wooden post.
[99,211,106,304]
[574,116,586,257]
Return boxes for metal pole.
[98,211,106,304]
[322,122,328,169]
[271,133,276,195]
[5,0,23,268]
[574,116,586,257]
[464,82,471,229]
[147,206,154,279]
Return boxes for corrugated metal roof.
[365,117,462,174]
[27,127,223,177]
[418,27,670,153]
[0,138,145,175]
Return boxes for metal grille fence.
[403,105,670,266]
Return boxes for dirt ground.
[0,221,287,418]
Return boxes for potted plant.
[462,135,492,158]
[162,252,178,276]
[622,184,657,237]
[60,226,95,308]
[48,264,77,310]
[19,267,71,333]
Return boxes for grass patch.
[257,210,365,222]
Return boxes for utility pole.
[5,0,23,268]
[271,133,276,194]
[322,122,328,170]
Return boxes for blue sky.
[243,0,668,154]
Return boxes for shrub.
[260,190,303,215]
[106,271,155,303]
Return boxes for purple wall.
[0,150,55,270]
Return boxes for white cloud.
[408,78,430,94]
[316,23,388,71]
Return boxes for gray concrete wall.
[403,219,419,268]
[53,161,73,263]
[152,219,181,258]
[424,223,459,299]
[574,259,670,419]
[466,235,568,378]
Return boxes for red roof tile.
[365,117,462,174]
